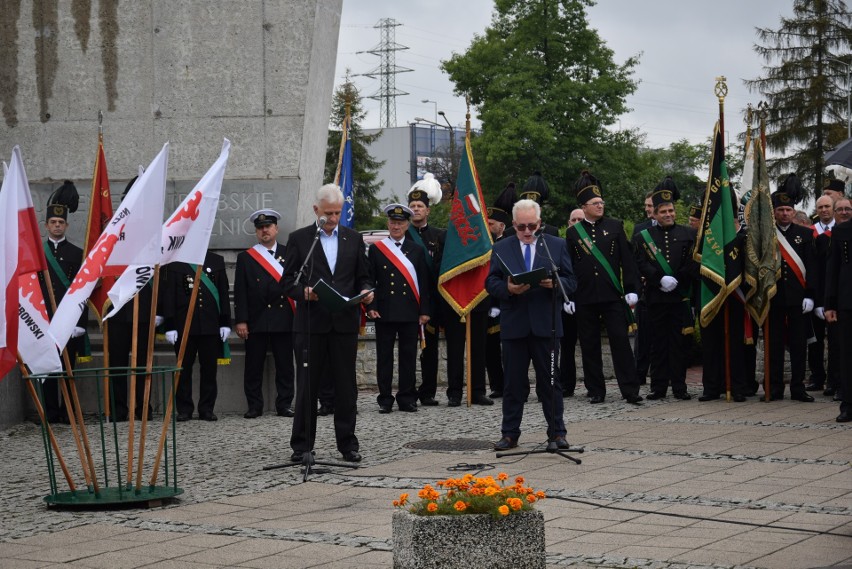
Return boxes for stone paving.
[0,374,850,568]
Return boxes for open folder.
[495,254,549,286]
[313,279,374,312]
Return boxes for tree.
[441,0,639,226]
[324,76,385,229]
[745,0,852,198]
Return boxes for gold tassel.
[76,355,93,364]
[217,358,231,365]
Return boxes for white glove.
[624,293,638,307]
[219,327,230,342]
[563,301,575,315]
[659,276,678,292]
[814,307,825,320]
[165,330,178,345]
[802,298,814,314]
[488,307,501,318]
[71,326,86,338]
[155,315,164,327]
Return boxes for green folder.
[495,254,549,287]
[313,279,374,312]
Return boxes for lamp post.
[438,111,457,189]
[830,58,851,138]
[421,99,437,124]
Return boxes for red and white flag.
[49,143,169,350]
[0,158,21,379]
[105,139,231,318]
[0,147,62,377]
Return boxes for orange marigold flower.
[392,500,399,507]
[508,497,523,510]
[515,476,525,485]
[427,502,438,513]
[399,493,409,505]
[498,505,510,516]
[536,491,546,499]
[469,487,483,496]
[462,474,474,483]
[484,486,499,496]
[454,500,467,512]
[526,494,536,503]
[497,472,508,481]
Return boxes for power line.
[355,18,412,128]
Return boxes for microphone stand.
[264,219,358,481]
[497,229,583,464]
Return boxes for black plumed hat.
[45,180,79,221]
[771,173,803,208]
[487,182,516,224]
[519,171,549,204]
[574,170,603,206]
[651,176,680,208]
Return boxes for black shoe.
[647,391,666,400]
[277,408,295,417]
[176,413,192,422]
[318,404,334,416]
[379,405,393,414]
[399,403,418,412]
[341,450,362,462]
[550,435,570,450]
[471,394,494,406]
[493,436,518,451]
[589,395,605,404]
[733,394,746,402]
[291,449,313,462]
[824,387,836,397]
[244,410,262,419]
[447,398,461,407]
[836,412,852,423]
[791,392,815,402]
[673,392,692,401]
[199,413,218,421]
[625,394,643,404]
[488,391,503,399]
[562,391,574,398]
[770,393,784,401]
[698,394,720,402]
[419,397,439,406]
[805,382,824,392]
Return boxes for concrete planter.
[392,509,545,569]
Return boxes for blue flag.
[339,134,354,228]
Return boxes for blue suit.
[485,234,577,441]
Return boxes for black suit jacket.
[162,252,231,336]
[367,238,431,322]
[282,224,372,334]
[825,221,852,311]
[632,224,697,304]
[565,217,639,304]
[40,239,88,327]
[776,223,817,307]
[234,243,294,333]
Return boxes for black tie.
[395,242,401,248]
[268,249,274,255]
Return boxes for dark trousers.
[375,321,419,408]
[501,336,565,440]
[767,303,808,396]
[107,321,153,420]
[291,331,359,454]
[826,322,840,391]
[648,303,688,396]
[42,340,79,422]
[836,310,852,413]
[175,334,220,417]
[444,309,487,399]
[808,315,827,386]
[417,323,439,400]
[633,299,651,383]
[577,301,639,399]
[243,331,295,414]
[485,319,504,393]
[559,312,578,395]
[701,300,749,397]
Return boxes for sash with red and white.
[776,229,807,289]
[373,238,420,304]
[246,244,296,312]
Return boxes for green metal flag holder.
[29,365,184,508]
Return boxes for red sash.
[373,240,420,305]
[776,230,807,289]
[246,245,296,313]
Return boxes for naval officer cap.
[384,203,413,220]
[250,209,281,227]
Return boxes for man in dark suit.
[366,204,431,413]
[632,178,697,400]
[283,184,374,463]
[234,209,296,418]
[824,215,852,422]
[806,195,835,393]
[162,251,232,421]
[486,199,577,451]
[406,177,445,406]
[39,182,87,423]
[631,191,655,387]
[565,171,643,405]
[484,193,513,399]
[560,208,585,397]
[767,177,816,402]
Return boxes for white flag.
[738,136,754,204]
[50,144,169,351]
[0,159,21,378]
[19,273,62,375]
[105,139,231,319]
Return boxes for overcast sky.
[334,0,797,149]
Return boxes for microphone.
[534,224,545,238]
[316,216,328,232]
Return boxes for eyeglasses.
[515,222,539,232]
[836,207,852,212]
[569,218,584,223]
[584,201,605,207]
